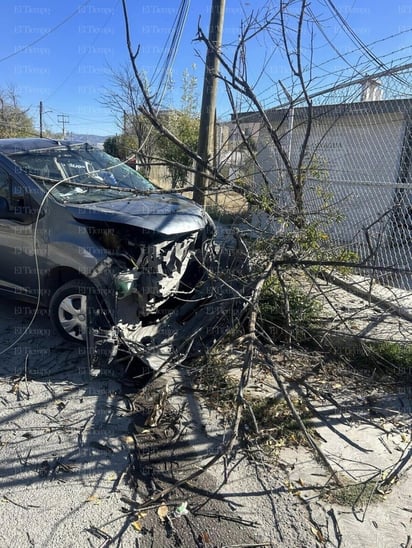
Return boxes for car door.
[0,165,48,300]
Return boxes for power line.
[45,0,120,102]
[322,0,410,88]
[217,22,412,121]
[0,0,92,64]
[151,0,191,105]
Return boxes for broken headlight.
[114,270,138,299]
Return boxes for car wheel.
[49,279,97,342]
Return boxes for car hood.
[67,193,211,236]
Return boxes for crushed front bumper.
[86,234,218,372]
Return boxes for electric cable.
[45,0,120,102]
[322,0,410,88]
[152,0,191,103]
[128,0,191,155]
[0,0,92,64]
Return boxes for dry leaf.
[285,481,293,492]
[199,531,211,543]
[157,503,169,522]
[311,526,324,542]
[56,400,66,412]
[131,520,142,532]
[86,495,100,504]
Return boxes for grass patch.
[259,274,322,343]
[244,396,314,446]
[192,348,239,412]
[355,341,412,378]
[193,346,315,448]
[322,478,383,507]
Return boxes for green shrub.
[358,341,412,377]
[259,274,321,342]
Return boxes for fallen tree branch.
[380,443,412,488]
[228,261,275,452]
[298,379,390,434]
[262,352,344,486]
[120,448,226,511]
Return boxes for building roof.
[234,97,412,124]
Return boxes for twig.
[2,494,40,509]
[276,267,292,348]
[327,508,343,547]
[193,510,259,528]
[86,526,113,548]
[16,448,31,467]
[228,261,275,452]
[356,477,381,523]
[378,435,393,454]
[77,415,93,449]
[380,444,412,488]
[23,354,30,398]
[402,535,411,548]
[120,497,187,513]
[120,448,225,511]
[265,355,343,486]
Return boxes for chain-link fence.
[239,68,412,289]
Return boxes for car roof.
[0,138,84,156]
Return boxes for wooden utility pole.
[193,0,226,206]
[39,101,43,137]
[58,114,69,139]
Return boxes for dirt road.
[0,297,318,547]
[0,293,410,547]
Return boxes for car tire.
[49,279,98,342]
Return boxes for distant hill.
[69,133,111,148]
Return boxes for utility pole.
[39,101,43,137]
[57,114,69,139]
[193,0,226,206]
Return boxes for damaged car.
[0,138,215,369]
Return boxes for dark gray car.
[0,138,214,367]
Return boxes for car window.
[0,167,11,204]
[0,167,31,217]
[10,144,156,204]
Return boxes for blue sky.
[0,0,410,137]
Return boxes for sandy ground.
[0,297,318,547]
[0,285,410,547]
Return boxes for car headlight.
[115,271,137,299]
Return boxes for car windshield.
[9,143,156,203]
